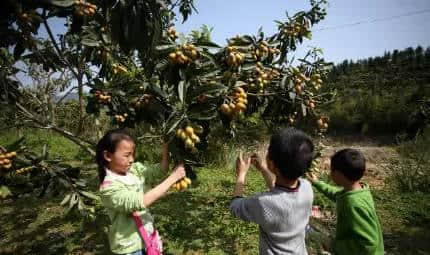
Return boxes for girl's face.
[104,140,135,175]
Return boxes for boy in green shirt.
[308,148,384,255]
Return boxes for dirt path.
[316,135,398,188]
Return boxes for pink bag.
[132,212,163,255]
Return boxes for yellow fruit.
[239,91,247,98]
[180,131,188,141]
[169,52,177,61]
[185,126,194,136]
[194,125,204,134]
[176,129,184,138]
[237,97,247,104]
[317,119,324,127]
[0,160,4,165]
[184,177,192,185]
[3,159,10,164]
[317,79,323,84]
[323,123,329,129]
[220,103,231,115]
[309,102,315,109]
[174,183,180,190]
[236,102,247,111]
[185,138,194,148]
[4,164,12,169]
[0,154,4,160]
[229,103,236,112]
[191,134,200,144]
[180,180,188,189]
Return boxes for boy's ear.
[103,151,112,162]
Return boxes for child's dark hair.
[268,128,314,180]
[331,148,365,181]
[96,129,135,183]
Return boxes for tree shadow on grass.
[0,195,110,255]
[151,190,258,255]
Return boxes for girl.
[97,129,185,255]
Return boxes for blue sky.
[173,0,430,64]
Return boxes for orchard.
[1,0,333,214]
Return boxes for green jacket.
[313,181,384,255]
[99,162,164,254]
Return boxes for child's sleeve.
[312,180,343,201]
[230,196,266,225]
[131,162,165,187]
[99,181,145,213]
[334,206,381,254]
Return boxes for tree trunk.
[77,75,85,135]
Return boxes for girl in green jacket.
[96,129,185,255]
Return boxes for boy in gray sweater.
[230,128,314,255]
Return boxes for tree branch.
[15,102,96,156]
[57,86,78,104]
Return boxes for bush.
[389,128,430,192]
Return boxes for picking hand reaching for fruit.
[233,152,251,197]
[251,151,276,190]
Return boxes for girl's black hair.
[96,129,134,183]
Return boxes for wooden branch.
[42,9,79,80]
[15,102,96,156]
[57,86,78,104]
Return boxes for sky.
[23,0,430,88]
[172,0,430,64]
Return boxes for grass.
[1,129,430,254]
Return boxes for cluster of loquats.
[290,67,310,95]
[172,177,192,191]
[283,21,310,37]
[219,87,248,118]
[74,0,97,16]
[167,27,179,41]
[317,117,329,130]
[176,125,203,153]
[249,62,281,92]
[310,73,323,90]
[225,46,246,68]
[132,94,153,109]
[0,151,16,170]
[251,41,281,60]
[94,91,111,104]
[115,113,128,123]
[169,44,199,65]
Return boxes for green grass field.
[1,130,430,254]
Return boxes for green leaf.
[189,83,227,99]
[60,194,71,206]
[69,193,78,210]
[188,104,217,120]
[0,186,12,199]
[43,0,75,7]
[301,103,307,116]
[79,191,100,201]
[178,81,186,103]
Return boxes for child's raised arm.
[142,164,185,207]
[307,173,342,201]
[251,153,276,190]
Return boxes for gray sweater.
[230,178,313,255]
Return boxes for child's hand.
[170,164,186,182]
[306,172,318,183]
[236,152,251,180]
[250,152,267,171]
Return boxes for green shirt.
[313,181,384,255]
[99,162,164,254]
